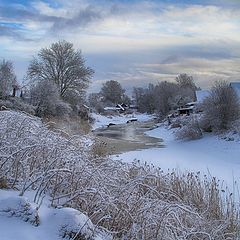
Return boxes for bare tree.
[134,82,179,115]
[176,73,197,101]
[100,80,126,105]
[154,81,180,117]
[27,40,93,104]
[201,80,240,131]
[88,92,104,113]
[0,59,17,98]
[133,85,156,113]
[176,73,197,89]
[133,87,145,111]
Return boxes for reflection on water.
[93,120,163,154]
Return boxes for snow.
[114,124,240,186]
[91,112,154,130]
[0,196,39,225]
[0,110,111,239]
[0,190,108,240]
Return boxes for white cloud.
[1,0,240,89]
[31,1,69,18]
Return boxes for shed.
[177,106,194,115]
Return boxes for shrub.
[201,81,240,131]
[90,139,109,158]
[30,79,71,118]
[0,98,35,115]
[58,208,95,240]
[54,101,72,117]
[175,117,202,140]
[0,177,8,189]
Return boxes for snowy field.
[114,124,240,187]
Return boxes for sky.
[0,0,240,93]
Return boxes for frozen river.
[93,120,163,154]
[94,118,240,188]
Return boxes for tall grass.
[1,110,240,239]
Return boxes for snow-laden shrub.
[30,79,71,118]
[169,114,190,128]
[54,100,72,117]
[199,115,213,132]
[0,175,8,189]
[175,118,203,140]
[0,110,90,201]
[90,139,109,158]
[0,98,35,115]
[0,196,39,226]
[57,208,95,240]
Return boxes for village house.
[104,103,128,113]
[230,82,240,99]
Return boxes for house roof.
[116,104,125,111]
[230,82,240,88]
[230,82,240,98]
[177,106,194,111]
[186,101,197,106]
[196,90,210,103]
[104,107,120,111]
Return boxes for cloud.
[0,25,22,39]
[0,2,103,39]
[1,0,240,90]
[1,1,240,45]
[50,5,102,32]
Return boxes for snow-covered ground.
[0,190,108,240]
[114,124,240,186]
[91,112,154,130]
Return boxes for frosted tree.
[0,59,17,98]
[201,80,240,130]
[100,80,126,105]
[27,40,93,105]
[176,73,197,101]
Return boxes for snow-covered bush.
[90,139,109,158]
[201,81,240,131]
[0,196,39,226]
[57,208,95,240]
[175,117,203,140]
[0,176,8,189]
[30,79,71,118]
[0,98,35,115]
